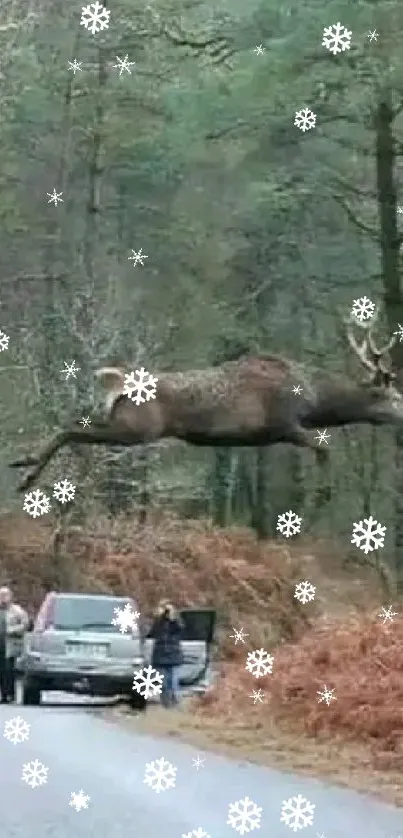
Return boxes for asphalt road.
[0,698,401,838]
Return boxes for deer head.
[344,309,403,423]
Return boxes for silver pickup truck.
[18,592,216,708]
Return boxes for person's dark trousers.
[159,665,180,708]
[0,656,16,703]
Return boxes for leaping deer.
[9,311,401,493]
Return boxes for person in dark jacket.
[150,599,184,708]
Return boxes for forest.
[0,0,403,804]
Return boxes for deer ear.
[95,367,125,391]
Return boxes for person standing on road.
[0,586,28,703]
[150,599,184,708]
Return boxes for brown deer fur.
[9,327,403,493]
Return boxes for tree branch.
[331,194,380,241]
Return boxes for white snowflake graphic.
[292,385,303,395]
[0,329,9,351]
[351,296,375,322]
[133,665,164,699]
[113,55,135,75]
[143,756,177,793]
[80,1,110,34]
[245,648,274,679]
[230,627,249,645]
[227,796,262,835]
[182,829,210,838]
[378,605,398,624]
[317,685,337,706]
[192,754,205,770]
[4,716,30,745]
[61,360,80,380]
[22,759,48,788]
[254,45,264,55]
[294,581,316,604]
[68,60,82,74]
[23,489,51,519]
[277,510,302,538]
[69,789,90,811]
[367,30,378,42]
[79,416,91,427]
[281,794,315,832]
[322,22,352,55]
[112,603,140,633]
[47,188,64,205]
[314,429,330,445]
[294,107,316,132]
[393,324,403,342]
[351,515,386,554]
[123,368,158,405]
[53,479,75,504]
[128,247,148,266]
[249,689,265,704]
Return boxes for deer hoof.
[9,456,38,468]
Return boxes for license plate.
[65,644,108,659]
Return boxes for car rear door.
[145,608,216,687]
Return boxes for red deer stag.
[9,312,402,493]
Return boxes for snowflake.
[245,648,274,678]
[4,716,30,745]
[367,30,378,41]
[294,107,316,132]
[113,55,135,75]
[79,416,91,427]
[47,188,64,205]
[68,59,82,73]
[230,627,249,645]
[351,515,386,554]
[128,248,148,266]
[393,324,403,342]
[314,429,330,445]
[254,45,264,55]
[281,794,315,832]
[123,368,158,405]
[0,329,9,351]
[53,479,75,504]
[23,489,51,519]
[227,796,262,835]
[351,296,375,322]
[398,206,403,214]
[292,385,303,395]
[143,756,177,793]
[133,665,164,699]
[22,759,48,788]
[276,510,302,538]
[182,829,210,838]
[249,689,265,704]
[378,605,398,624]
[61,360,80,380]
[294,581,316,604]
[192,754,205,770]
[111,602,140,633]
[80,1,110,34]
[69,789,90,811]
[317,685,336,706]
[322,22,352,55]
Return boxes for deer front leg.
[11,422,121,493]
[287,426,329,465]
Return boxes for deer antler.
[344,312,378,373]
[344,308,397,382]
